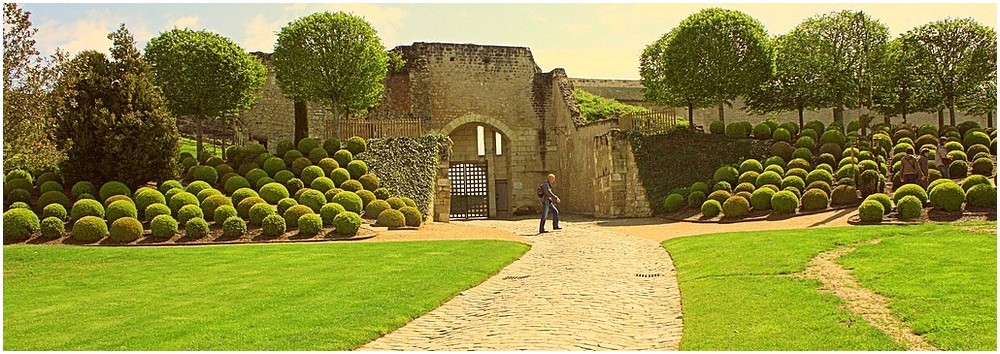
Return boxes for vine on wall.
[360,135,452,217]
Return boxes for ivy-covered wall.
[360,135,452,217]
[628,129,770,210]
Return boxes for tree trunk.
[834,92,844,125]
[717,100,725,125]
[797,106,804,129]
[937,109,944,130]
[902,107,907,125]
[331,103,341,139]
[988,112,994,128]
[687,102,694,130]
[294,101,308,144]
[947,95,956,126]
[195,115,204,160]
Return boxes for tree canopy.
[272,11,390,141]
[145,28,266,158]
[745,31,829,127]
[871,37,939,123]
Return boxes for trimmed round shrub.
[690,181,710,195]
[687,191,707,209]
[750,188,775,211]
[177,204,204,226]
[947,150,968,162]
[222,216,247,238]
[184,181,211,197]
[830,185,858,205]
[787,158,811,171]
[365,200,392,219]
[725,122,750,139]
[290,157,312,176]
[4,208,40,242]
[739,159,763,174]
[7,188,31,205]
[72,215,107,242]
[345,160,369,180]
[755,171,782,188]
[145,203,171,221]
[376,208,406,228]
[274,170,296,185]
[964,131,991,148]
[772,127,791,142]
[893,184,927,205]
[928,182,965,212]
[191,165,218,185]
[184,217,210,239]
[735,191,752,203]
[134,188,166,218]
[356,189,376,209]
[970,158,995,177]
[215,164,234,178]
[332,191,364,214]
[249,203,276,226]
[317,158,339,176]
[785,168,808,181]
[109,217,143,242]
[764,156,786,169]
[709,120,725,134]
[864,193,893,214]
[836,164,860,180]
[195,188,222,204]
[402,197,418,209]
[200,195,233,222]
[40,216,65,239]
[662,193,685,212]
[4,178,33,197]
[277,140,296,157]
[359,173,381,190]
[297,137,319,154]
[752,123,772,139]
[105,200,138,224]
[966,143,990,158]
[800,189,829,211]
[713,165,739,185]
[8,202,29,209]
[320,203,346,225]
[298,189,327,213]
[734,182,756,194]
[820,129,846,146]
[764,164,784,176]
[805,169,834,185]
[298,213,323,235]
[944,141,964,152]
[372,188,392,201]
[345,136,367,155]
[104,195,134,208]
[245,168,269,188]
[400,206,422,227]
[323,138,342,155]
[701,199,722,218]
[258,182,291,205]
[966,183,997,208]
[804,121,825,135]
[707,190,732,205]
[300,165,325,186]
[276,197,298,216]
[771,141,794,161]
[213,205,238,225]
[38,174,62,186]
[39,180,63,194]
[283,149,304,166]
[738,171,759,185]
[896,195,924,220]
[261,214,286,237]
[308,147,329,164]
[333,149,354,168]
[792,148,814,161]
[949,160,969,179]
[341,179,363,192]
[230,188,258,208]
[858,200,885,223]
[960,174,993,192]
[38,191,71,210]
[71,199,105,222]
[795,136,816,150]
[780,175,807,193]
[329,168,352,187]
[42,203,67,220]
[385,197,406,210]
[5,169,32,183]
[99,181,131,201]
[283,205,313,228]
[333,211,362,236]
[223,176,251,195]
[237,196,268,219]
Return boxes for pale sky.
[19,2,998,79]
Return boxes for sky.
[19,2,999,80]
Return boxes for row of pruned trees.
[640,8,997,130]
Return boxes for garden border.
[661,203,860,224]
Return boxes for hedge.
[358,135,451,217]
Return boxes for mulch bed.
[12,223,378,247]
[661,203,860,224]
[847,206,997,225]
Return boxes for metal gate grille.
[449,162,489,219]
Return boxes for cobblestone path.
[359,220,683,350]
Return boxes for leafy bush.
[970,157,995,176]
[734,182,756,194]
[41,203,67,220]
[308,177,335,193]
[763,164,784,176]
[896,195,923,220]
[182,217,208,239]
[750,188,775,211]
[751,123,771,140]
[784,168,808,181]
[300,165,324,186]
[4,208,40,242]
[290,157,311,176]
[375,208,406,228]
[297,137,319,154]
[261,214,286,237]
[800,189,829,211]
[282,204,313,228]
[820,130,846,146]
[949,160,969,179]
[273,170,295,185]
[771,142,794,161]
[98,181,132,202]
[109,217,143,242]
[250,183,287,205]
[738,171,759,185]
[864,193,893,214]
[928,181,965,212]
[71,199,105,222]
[4,178,34,199]
[213,205,238,225]
[39,181,63,194]
[965,183,997,208]
[184,181,211,197]
[707,190,731,205]
[245,168,269,188]
[399,206,422,227]
[344,136,367,155]
[893,184,927,205]
[755,171,782,188]
[858,200,884,222]
[365,200,392,219]
[320,203,346,225]
[333,149,354,168]
[237,197,267,219]
[298,213,323,235]
[6,188,31,205]
[247,202,275,226]
[961,174,993,192]
[709,120,725,134]
[283,149,304,166]
[322,138,342,155]
[795,136,816,151]
[661,193,685,212]
[103,195,134,209]
[384,197,405,210]
[298,189,327,213]
[780,176,806,193]
[144,203,170,221]
[5,170,33,184]
[787,158,811,171]
[191,165,218,185]
[701,199,722,217]
[166,190,198,215]
[687,191,707,209]
[317,158,339,176]
[222,216,247,238]
[333,211,362,236]
[360,135,456,218]
[40,216,65,239]
[805,169,834,185]
[738,159,762,174]
[830,185,858,205]
[964,131,991,148]
[341,179,363,192]
[713,165,739,185]
[792,147,814,161]
[308,147,329,164]
[105,200,138,224]
[134,188,165,219]
[177,204,204,226]
[72,215,107,242]
[357,173,380,193]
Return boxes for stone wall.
[593,130,652,218]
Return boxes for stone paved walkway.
[359,219,683,350]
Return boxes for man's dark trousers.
[539,200,560,233]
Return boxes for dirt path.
[359,219,683,350]
[798,239,938,351]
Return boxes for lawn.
[178,137,222,158]
[3,240,530,350]
[662,222,996,350]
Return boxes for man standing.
[538,174,561,234]
[936,137,951,179]
[899,147,921,187]
[918,148,931,188]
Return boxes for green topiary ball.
[739,159,763,174]
[39,180,63,194]
[333,211,362,236]
[5,169,32,183]
[949,160,969,179]
[787,158,811,171]
[734,182,756,194]
[662,194,685,212]
[4,178,34,198]
[820,129,846,146]
[317,158,339,176]
[354,189,375,208]
[329,167,352,187]
[830,185,858,206]
[72,215,107,242]
[343,160,368,179]
[690,181,710,194]
[297,189,327,213]
[805,169,834,186]
[750,188,775,211]
[960,174,993,192]
[752,123,772,139]
[40,216,65,239]
[965,183,997,208]
[714,181,732,192]
[177,204,204,226]
[254,182,288,205]
[896,195,924,220]
[6,188,31,205]
[184,181,212,197]
[300,165,325,186]
[283,150,304,166]
[99,181,132,201]
[105,200,138,224]
[109,217,143,243]
[143,203,170,222]
[709,120,725,134]
[400,206,422,227]
[245,168,269,187]
[38,191,71,211]
[274,170,296,185]
[341,179,363,192]
[970,157,995,176]
[248,202,275,226]
[687,191,707,209]
[297,137,319,154]
[701,199,722,218]
[376,208,406,228]
[283,205,313,228]
[133,188,166,219]
[310,177,336,193]
[182,217,208,239]
[9,202,30,209]
[191,165,219,185]
[713,165,739,185]
[858,200,884,223]
[214,205,239,225]
[223,176,250,195]
[385,197,406,209]
[290,157,312,176]
[261,214,286,237]
[333,149,354,168]
[892,184,928,205]
[320,203,346,225]
[308,147,329,164]
[200,195,233,222]
[964,131,991,148]
[237,197,267,219]
[864,193,893,214]
[323,138,342,155]
[222,216,247,238]
[331,191,364,214]
[707,190,731,205]
[42,203,67,220]
[262,157,287,177]
[276,197,298,216]
[276,140,296,157]
[780,176,806,193]
[800,189,829,211]
[358,173,380,191]
[725,122,750,139]
[71,199,105,222]
[297,213,323,235]
[928,181,965,212]
[402,197,418,209]
[365,200,392,219]
[3,208,40,242]
[722,196,750,218]
[103,195,134,209]
[764,164,784,176]
[755,171,782,188]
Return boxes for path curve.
[359,219,683,350]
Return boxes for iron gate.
[449,162,489,219]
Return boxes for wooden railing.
[618,110,680,134]
[327,118,424,139]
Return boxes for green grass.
[662,222,996,350]
[178,137,222,158]
[839,222,997,350]
[3,240,529,350]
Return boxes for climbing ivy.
[360,135,452,217]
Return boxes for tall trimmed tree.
[272,12,390,142]
[905,18,997,126]
[643,8,772,125]
[872,37,938,124]
[745,31,829,128]
[960,72,997,127]
[145,28,267,158]
[640,30,711,128]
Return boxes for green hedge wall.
[359,135,451,217]
[628,128,770,211]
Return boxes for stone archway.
[439,115,514,219]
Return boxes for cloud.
[168,15,201,29]
[243,15,280,52]
[283,3,409,47]
[33,9,156,55]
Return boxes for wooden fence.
[618,110,680,134]
[327,118,424,139]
